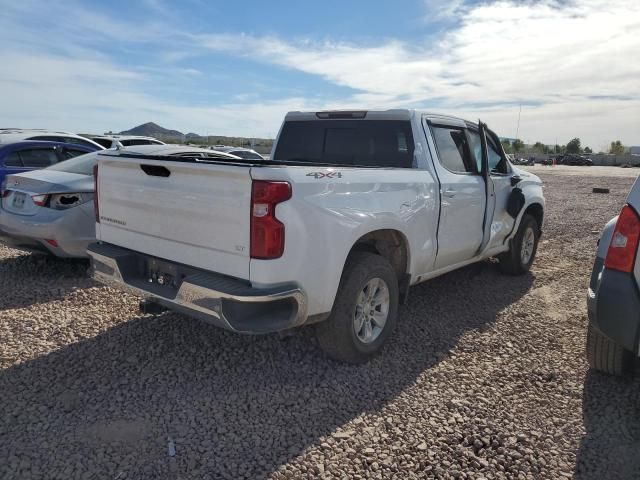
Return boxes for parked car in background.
[88,109,544,363]
[0,141,97,185]
[211,146,265,160]
[0,129,105,150]
[511,157,535,166]
[0,145,240,258]
[563,154,593,166]
[587,176,640,375]
[87,135,165,149]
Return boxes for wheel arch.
[346,229,410,283]
[524,202,544,232]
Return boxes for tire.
[586,324,634,376]
[498,214,539,275]
[316,252,399,364]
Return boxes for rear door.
[424,118,486,269]
[96,155,253,279]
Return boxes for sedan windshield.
[45,151,102,176]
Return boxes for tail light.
[250,180,291,259]
[604,204,640,273]
[93,164,99,222]
[31,194,49,206]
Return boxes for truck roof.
[284,109,469,125]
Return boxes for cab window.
[430,125,475,173]
[468,130,509,174]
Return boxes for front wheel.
[316,252,399,364]
[498,214,540,275]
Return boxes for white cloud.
[0,0,638,147]
[193,0,640,146]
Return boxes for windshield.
[273,120,415,168]
[45,150,102,175]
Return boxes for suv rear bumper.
[87,242,308,334]
[587,257,640,353]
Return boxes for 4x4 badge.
[306,172,342,179]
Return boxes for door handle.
[443,188,456,198]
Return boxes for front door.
[468,124,517,252]
[425,119,486,269]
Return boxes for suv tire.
[586,324,634,376]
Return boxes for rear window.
[229,150,263,160]
[273,120,415,168]
[46,151,101,175]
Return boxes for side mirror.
[511,175,522,187]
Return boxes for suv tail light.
[93,164,100,222]
[250,180,291,259]
[604,204,640,273]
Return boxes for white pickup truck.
[88,110,544,363]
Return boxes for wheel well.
[524,203,544,231]
[348,230,409,281]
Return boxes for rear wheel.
[316,252,398,364]
[498,214,539,275]
[586,324,634,376]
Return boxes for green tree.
[584,146,593,154]
[609,140,625,155]
[512,139,524,154]
[501,139,512,154]
[532,141,545,153]
[566,138,581,154]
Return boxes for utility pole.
[515,103,522,142]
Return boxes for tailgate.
[96,157,252,279]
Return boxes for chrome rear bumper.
[87,242,307,334]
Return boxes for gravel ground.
[1,172,638,479]
[522,164,639,178]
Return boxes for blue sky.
[0,0,638,148]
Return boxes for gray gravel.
[1,172,639,479]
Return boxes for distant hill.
[119,122,183,137]
[117,122,274,153]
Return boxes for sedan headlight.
[49,192,95,210]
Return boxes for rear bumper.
[87,242,308,334]
[587,257,640,353]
